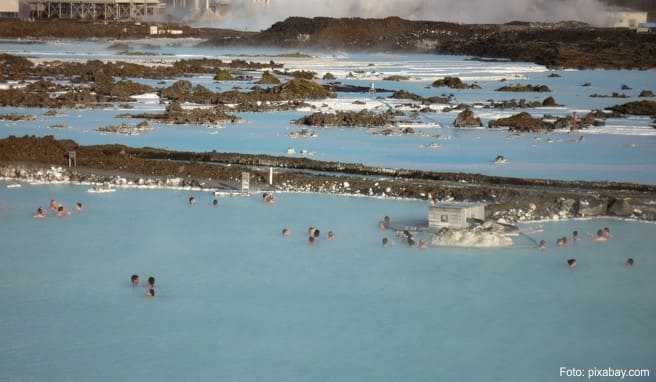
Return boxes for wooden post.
[241,172,250,194]
[68,151,77,168]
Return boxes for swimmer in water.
[308,236,316,245]
[33,207,47,219]
[188,196,196,205]
[313,229,320,239]
[602,227,611,239]
[308,226,316,237]
[145,288,155,297]
[56,205,70,217]
[282,228,290,237]
[144,276,155,295]
[75,202,83,212]
[49,199,59,211]
[212,198,219,207]
[538,240,546,250]
[379,216,391,230]
[326,231,335,240]
[592,229,608,242]
[567,259,577,269]
[131,274,139,287]
[382,237,390,247]
[625,258,634,267]
[572,230,578,242]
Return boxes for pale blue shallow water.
[1,39,656,184]
[0,182,655,381]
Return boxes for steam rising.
[192,0,615,30]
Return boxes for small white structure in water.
[429,202,486,229]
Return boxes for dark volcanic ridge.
[1,136,656,224]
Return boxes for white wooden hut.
[429,202,486,229]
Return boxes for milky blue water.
[1,39,656,184]
[1,182,654,381]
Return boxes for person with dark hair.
[75,202,83,212]
[326,231,335,240]
[57,205,70,217]
[538,240,546,250]
[33,207,47,219]
[567,259,577,269]
[379,216,391,230]
[603,227,611,239]
[382,237,390,247]
[130,274,139,287]
[212,198,219,207]
[313,229,320,239]
[143,276,156,296]
[308,236,316,245]
[572,230,578,242]
[282,228,290,237]
[625,258,634,267]
[188,196,196,205]
[592,229,608,242]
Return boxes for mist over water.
[193,0,615,30]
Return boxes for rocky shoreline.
[2,136,655,224]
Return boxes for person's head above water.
[282,228,290,236]
[131,274,139,285]
[572,230,578,238]
[313,229,320,238]
[309,236,315,244]
[382,237,389,246]
[384,216,390,223]
[567,259,576,268]
[147,276,155,286]
[597,229,604,237]
[213,199,218,206]
[626,258,634,266]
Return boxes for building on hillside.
[613,11,648,28]
[0,0,20,18]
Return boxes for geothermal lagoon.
[1,37,655,381]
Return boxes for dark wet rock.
[547,73,561,77]
[256,71,281,85]
[486,98,542,109]
[293,110,395,128]
[0,113,35,121]
[639,90,655,97]
[488,112,552,132]
[609,100,656,116]
[322,72,336,80]
[621,84,632,90]
[120,101,240,125]
[390,90,450,104]
[326,83,395,93]
[97,122,152,135]
[272,78,334,100]
[607,198,635,217]
[432,76,480,89]
[581,82,592,87]
[213,69,234,81]
[384,75,410,81]
[496,84,551,92]
[590,92,627,98]
[110,80,154,101]
[453,109,482,128]
[161,80,193,102]
[284,70,316,80]
[541,96,558,106]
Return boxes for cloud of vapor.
[194,0,615,30]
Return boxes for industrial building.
[428,202,486,230]
[0,0,20,18]
[26,0,164,20]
